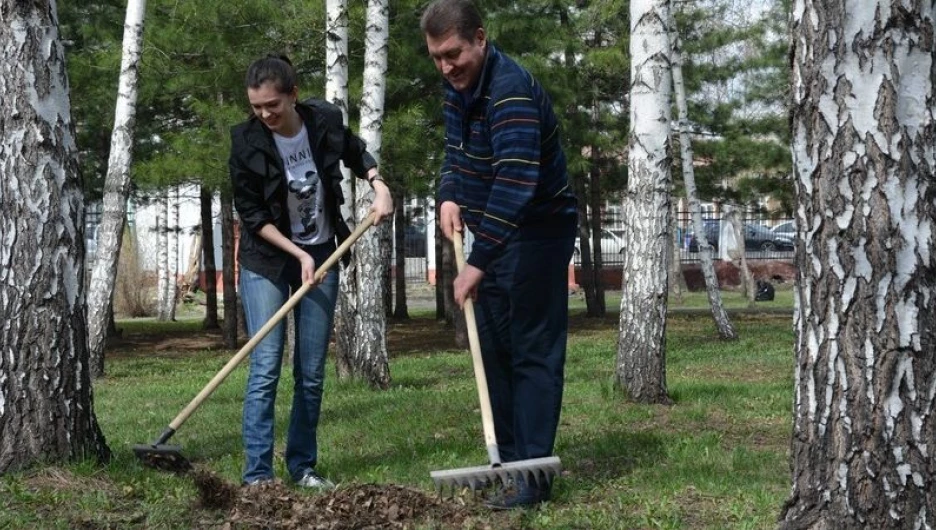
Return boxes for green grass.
[570,285,794,313]
[0,295,795,529]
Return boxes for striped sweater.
[437,44,577,271]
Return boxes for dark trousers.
[473,235,574,462]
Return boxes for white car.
[574,228,625,257]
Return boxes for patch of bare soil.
[192,471,492,530]
[106,328,231,359]
[105,318,461,360]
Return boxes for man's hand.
[454,263,484,309]
[439,200,462,241]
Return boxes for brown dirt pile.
[192,472,487,530]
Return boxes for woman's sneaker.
[296,470,335,490]
[242,477,274,487]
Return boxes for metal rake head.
[430,456,561,495]
[132,443,193,473]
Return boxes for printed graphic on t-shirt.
[274,125,332,245]
[287,168,321,238]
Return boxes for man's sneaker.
[470,475,512,492]
[295,470,335,490]
[484,478,550,510]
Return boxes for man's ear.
[475,27,486,47]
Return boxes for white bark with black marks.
[86,0,146,378]
[328,0,358,378]
[615,0,672,404]
[0,0,110,472]
[783,3,936,528]
[348,0,391,389]
[668,6,736,339]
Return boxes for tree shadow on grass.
[558,429,666,482]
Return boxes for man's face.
[425,28,486,92]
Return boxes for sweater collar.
[450,43,499,108]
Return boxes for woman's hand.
[298,252,318,285]
[369,179,394,225]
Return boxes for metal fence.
[397,215,795,284]
[575,214,795,267]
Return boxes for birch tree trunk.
[325,0,351,221]
[86,0,147,377]
[165,187,179,321]
[156,194,170,321]
[781,3,936,528]
[667,202,686,304]
[0,0,110,472]
[346,0,390,388]
[615,0,672,404]
[725,205,755,305]
[326,0,358,376]
[669,8,735,338]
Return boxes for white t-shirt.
[273,124,333,246]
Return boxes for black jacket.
[229,98,377,281]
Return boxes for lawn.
[0,290,795,529]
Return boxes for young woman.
[229,54,393,488]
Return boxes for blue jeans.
[239,243,339,484]
[473,235,574,464]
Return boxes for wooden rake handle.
[452,231,501,466]
[166,213,377,431]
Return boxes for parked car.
[771,220,794,236]
[687,220,794,252]
[574,228,625,257]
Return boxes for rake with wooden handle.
[132,213,376,473]
[429,230,561,491]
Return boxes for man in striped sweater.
[421,0,578,510]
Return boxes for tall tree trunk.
[392,189,408,319]
[669,7,735,339]
[346,0,391,389]
[615,0,672,405]
[565,13,600,316]
[781,3,936,528]
[220,192,238,349]
[200,186,219,329]
[381,217,393,318]
[86,0,147,377]
[667,202,686,304]
[0,0,110,472]
[725,206,754,306]
[165,187,179,321]
[327,0,357,377]
[156,194,169,321]
[434,222,450,322]
[574,176,598,310]
[587,110,607,315]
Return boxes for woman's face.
[247,82,298,135]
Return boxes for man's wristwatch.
[367,173,384,186]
